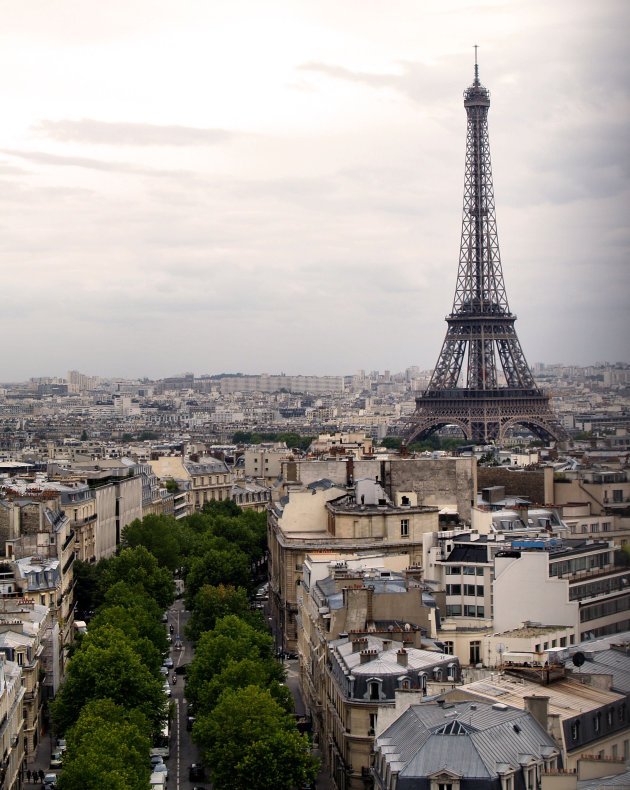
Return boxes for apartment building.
[0,656,24,789]
[268,478,439,654]
[149,456,231,512]
[325,635,459,790]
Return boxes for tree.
[185,616,278,710]
[58,699,151,790]
[99,546,174,610]
[194,686,318,790]
[164,478,179,493]
[51,625,167,735]
[89,603,167,675]
[202,499,242,517]
[185,546,251,604]
[73,560,102,619]
[195,658,293,714]
[121,514,182,572]
[80,429,88,441]
[185,584,251,643]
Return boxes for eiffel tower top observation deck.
[405,57,568,444]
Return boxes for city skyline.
[0,0,628,381]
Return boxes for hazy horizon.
[1,1,628,381]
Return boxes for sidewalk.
[25,726,54,785]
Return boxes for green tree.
[194,686,318,790]
[185,546,250,605]
[58,699,151,790]
[80,429,88,441]
[196,657,292,714]
[185,584,251,643]
[73,559,103,619]
[380,437,402,450]
[99,546,174,610]
[185,616,277,710]
[202,499,242,517]
[121,514,182,571]
[51,625,167,735]
[89,603,167,675]
[164,478,179,493]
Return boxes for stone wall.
[477,466,553,505]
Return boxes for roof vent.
[492,703,509,711]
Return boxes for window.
[593,712,601,733]
[476,567,484,576]
[463,566,475,575]
[400,519,409,537]
[469,641,481,665]
[443,641,454,655]
[476,606,485,617]
[369,682,380,700]
[464,605,476,617]
[446,584,461,596]
[446,605,461,617]
[446,566,461,575]
[369,713,377,736]
[560,637,567,647]
[571,720,580,741]
[464,584,476,596]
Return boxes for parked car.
[150,755,164,769]
[56,739,66,753]
[152,763,168,781]
[149,770,166,787]
[163,657,173,668]
[50,750,63,768]
[43,773,58,789]
[189,764,205,781]
[186,715,195,731]
[162,682,171,697]
[160,666,169,676]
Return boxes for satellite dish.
[572,651,585,667]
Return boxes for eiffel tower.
[406,56,568,444]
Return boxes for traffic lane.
[167,599,206,789]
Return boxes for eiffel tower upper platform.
[406,57,568,445]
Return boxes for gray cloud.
[32,119,240,147]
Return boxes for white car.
[153,763,168,781]
[163,682,171,697]
[149,770,167,787]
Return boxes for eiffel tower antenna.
[405,61,568,444]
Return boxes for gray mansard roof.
[374,700,560,788]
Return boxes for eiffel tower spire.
[406,58,568,444]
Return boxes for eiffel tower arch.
[406,58,568,445]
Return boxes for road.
[165,596,208,790]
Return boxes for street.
[165,597,207,790]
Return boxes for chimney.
[352,637,368,653]
[523,695,549,733]
[397,649,408,667]
[382,639,392,652]
[360,649,378,665]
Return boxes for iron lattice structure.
[406,63,568,444]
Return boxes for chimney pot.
[397,648,408,667]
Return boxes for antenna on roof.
[474,44,479,83]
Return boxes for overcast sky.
[0,0,628,382]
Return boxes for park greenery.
[232,430,314,450]
[62,500,317,790]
